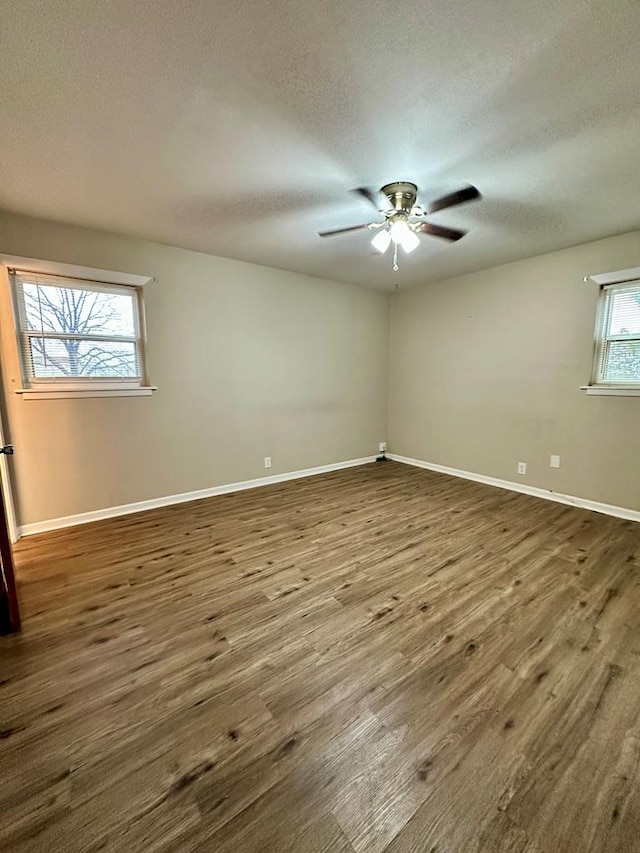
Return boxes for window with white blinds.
[10,270,147,388]
[592,280,640,386]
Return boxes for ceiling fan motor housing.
[380,181,418,213]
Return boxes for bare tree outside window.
[21,282,141,380]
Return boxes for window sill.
[581,385,640,397]
[16,386,157,400]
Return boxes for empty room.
[1,1,640,851]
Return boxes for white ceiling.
[1,1,640,289]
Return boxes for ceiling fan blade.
[352,187,379,208]
[427,185,481,214]
[419,222,467,242]
[351,187,392,211]
[318,223,371,237]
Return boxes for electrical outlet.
[550,455,560,469]
[517,462,527,475]
[378,441,386,453]
[264,456,272,469]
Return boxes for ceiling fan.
[318,181,481,271]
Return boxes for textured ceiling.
[1,1,640,289]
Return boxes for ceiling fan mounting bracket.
[380,181,418,213]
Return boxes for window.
[10,269,151,396]
[591,280,640,387]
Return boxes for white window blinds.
[11,270,146,386]
[592,281,640,385]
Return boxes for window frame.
[7,265,155,399]
[590,279,640,391]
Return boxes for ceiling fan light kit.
[319,180,481,272]
[388,218,420,253]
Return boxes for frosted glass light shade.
[399,229,420,253]
[371,229,392,253]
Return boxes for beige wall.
[3,210,639,529]
[0,212,389,527]
[389,231,640,511]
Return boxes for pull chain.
[392,242,399,272]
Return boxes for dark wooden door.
[0,466,20,634]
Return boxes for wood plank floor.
[2,461,640,852]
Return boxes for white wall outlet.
[378,441,386,453]
[264,456,272,469]
[550,454,561,469]
[517,462,527,475]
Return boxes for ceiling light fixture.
[319,180,482,274]
[370,215,420,269]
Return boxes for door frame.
[0,419,18,543]
[0,287,21,631]
[0,477,20,633]
[0,385,19,632]
[0,263,18,541]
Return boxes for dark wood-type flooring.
[2,461,640,852]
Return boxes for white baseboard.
[387,453,640,524]
[19,456,377,537]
